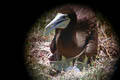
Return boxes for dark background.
[8,0,120,80]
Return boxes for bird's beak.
[44,13,70,34]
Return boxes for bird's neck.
[55,21,76,46]
[64,21,76,33]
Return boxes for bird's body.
[45,5,98,62]
[56,25,88,58]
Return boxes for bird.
[44,5,98,70]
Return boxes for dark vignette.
[12,0,120,80]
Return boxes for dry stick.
[100,25,112,60]
[102,44,112,60]
[99,38,111,44]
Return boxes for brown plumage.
[47,5,98,61]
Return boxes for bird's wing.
[50,34,56,53]
[85,29,98,57]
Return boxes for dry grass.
[24,8,119,80]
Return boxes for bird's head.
[45,7,77,34]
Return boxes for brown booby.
[45,5,98,65]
